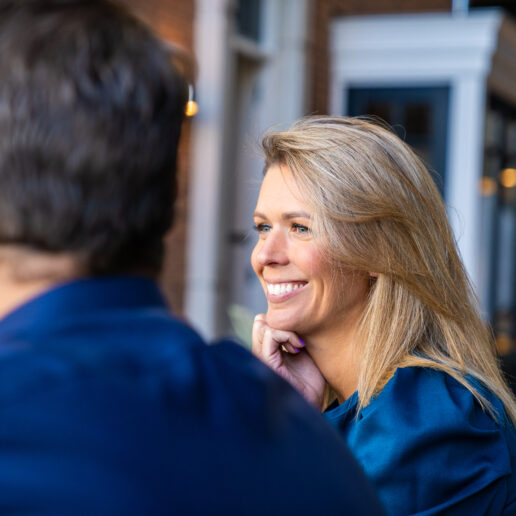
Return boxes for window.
[347,86,450,197]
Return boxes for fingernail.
[294,346,300,353]
[299,339,306,347]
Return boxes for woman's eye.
[292,223,310,235]
[253,222,271,234]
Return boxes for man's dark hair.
[0,0,188,275]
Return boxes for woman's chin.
[266,308,305,333]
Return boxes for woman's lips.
[265,281,307,302]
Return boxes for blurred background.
[119,0,516,370]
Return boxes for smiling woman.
[252,163,370,403]
[252,165,369,335]
[251,116,516,515]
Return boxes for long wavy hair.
[262,115,516,425]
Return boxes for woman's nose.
[254,230,289,266]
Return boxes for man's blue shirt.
[0,276,383,515]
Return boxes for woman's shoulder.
[361,366,515,468]
[369,365,506,424]
[336,366,516,514]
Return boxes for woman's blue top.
[324,367,516,515]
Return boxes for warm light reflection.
[479,176,497,196]
[500,168,516,189]
[185,100,198,117]
[496,333,512,355]
[185,84,198,117]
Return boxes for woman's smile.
[265,281,308,301]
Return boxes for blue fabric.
[324,366,516,515]
[0,276,384,515]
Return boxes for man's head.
[0,0,187,277]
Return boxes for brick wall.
[310,0,452,114]
[119,0,195,314]
[121,0,194,45]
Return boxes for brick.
[120,0,195,314]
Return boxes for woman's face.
[251,164,370,337]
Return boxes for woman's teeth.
[267,283,305,295]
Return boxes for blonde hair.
[262,115,516,425]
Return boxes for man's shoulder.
[0,308,205,405]
[0,308,307,426]
[0,311,384,515]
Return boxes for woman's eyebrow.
[282,211,311,220]
[253,210,311,219]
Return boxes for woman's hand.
[252,314,326,410]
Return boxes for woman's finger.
[261,327,304,359]
[251,314,267,356]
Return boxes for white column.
[260,0,311,129]
[185,0,232,339]
[446,77,487,290]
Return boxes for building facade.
[121,0,516,355]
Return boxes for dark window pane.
[236,0,262,42]
[363,102,392,125]
[405,103,430,135]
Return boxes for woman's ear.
[369,272,378,278]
